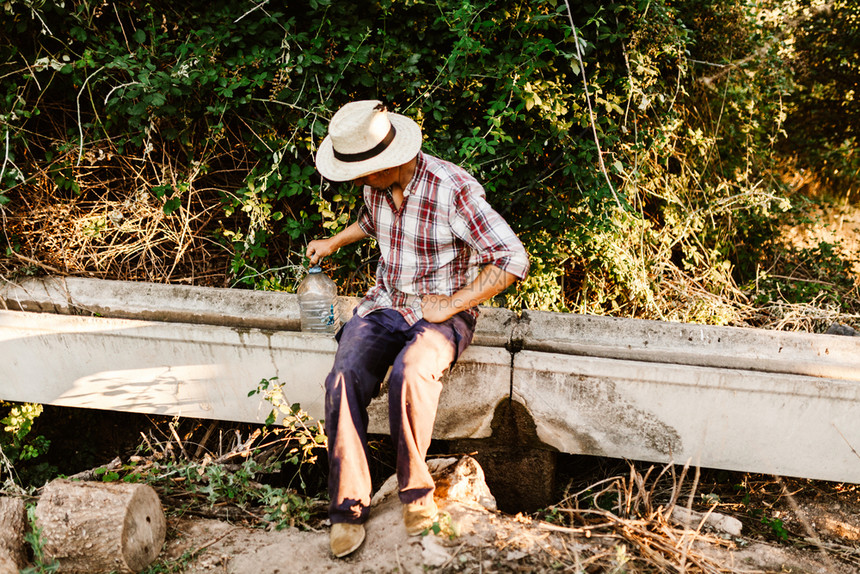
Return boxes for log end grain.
[122,483,167,571]
[35,479,166,573]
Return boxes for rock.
[670,506,743,537]
[372,455,497,512]
[826,323,860,337]
[431,456,497,511]
[450,400,558,514]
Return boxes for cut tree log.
[0,497,27,573]
[34,479,166,573]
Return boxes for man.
[307,100,529,558]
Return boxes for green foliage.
[759,513,790,541]
[123,456,271,506]
[106,437,323,530]
[781,0,859,194]
[1,403,47,462]
[139,550,196,574]
[0,0,856,324]
[426,510,459,540]
[754,240,858,310]
[0,402,55,487]
[248,377,327,483]
[21,504,60,574]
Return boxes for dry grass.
[499,461,860,574]
[0,123,252,286]
[535,463,738,573]
[71,415,330,530]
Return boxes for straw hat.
[315,100,422,182]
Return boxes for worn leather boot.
[330,523,366,558]
[403,500,438,536]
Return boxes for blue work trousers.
[325,308,475,524]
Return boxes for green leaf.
[163,197,181,215]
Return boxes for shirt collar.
[402,152,426,199]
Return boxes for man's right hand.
[305,222,369,265]
[306,238,337,265]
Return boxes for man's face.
[352,167,398,190]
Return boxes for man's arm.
[306,221,369,265]
[420,264,518,323]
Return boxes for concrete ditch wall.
[2,277,859,483]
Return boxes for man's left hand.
[419,265,518,324]
[420,294,461,323]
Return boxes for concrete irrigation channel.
[1,276,859,489]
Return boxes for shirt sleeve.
[449,182,530,280]
[356,203,375,236]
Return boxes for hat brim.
[315,113,423,182]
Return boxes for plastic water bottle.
[297,266,340,333]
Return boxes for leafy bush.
[780,0,859,195]
[0,0,856,327]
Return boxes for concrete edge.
[513,309,860,380]
[0,276,516,348]
[4,276,860,379]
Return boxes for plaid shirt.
[355,152,529,325]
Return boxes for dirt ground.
[150,203,860,573]
[158,508,860,574]
[146,201,860,573]
[153,458,860,574]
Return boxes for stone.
[826,322,860,337]
[431,456,497,511]
[671,506,743,537]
